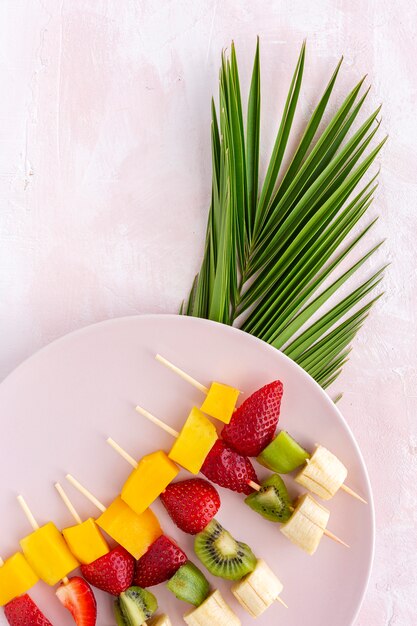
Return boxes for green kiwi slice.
[257,431,310,473]
[245,473,292,522]
[194,519,257,581]
[115,586,158,625]
[167,561,210,607]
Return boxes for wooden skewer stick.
[248,482,349,548]
[156,354,209,394]
[65,475,106,513]
[340,483,367,504]
[157,355,366,504]
[108,437,289,609]
[107,437,137,469]
[17,494,70,584]
[135,405,180,438]
[0,556,4,567]
[55,482,83,525]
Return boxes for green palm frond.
[184,39,386,389]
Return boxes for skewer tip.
[276,595,289,609]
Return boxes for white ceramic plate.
[0,315,374,625]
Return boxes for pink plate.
[0,315,374,625]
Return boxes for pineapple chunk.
[184,590,241,626]
[169,407,218,474]
[63,517,109,565]
[20,522,79,585]
[200,382,240,424]
[122,450,179,515]
[232,559,283,617]
[295,445,348,500]
[0,553,39,606]
[97,496,162,559]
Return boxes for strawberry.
[160,478,221,535]
[56,576,97,626]
[4,595,52,626]
[201,440,258,495]
[222,380,283,456]
[134,535,187,586]
[80,546,135,596]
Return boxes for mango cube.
[122,451,179,515]
[63,517,109,565]
[168,407,218,474]
[97,496,162,559]
[20,522,79,585]
[201,382,240,424]
[0,553,39,606]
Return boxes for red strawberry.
[4,595,52,626]
[222,380,283,456]
[201,440,258,495]
[160,478,221,535]
[56,576,97,626]
[80,546,135,596]
[134,535,187,586]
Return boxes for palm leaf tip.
[184,39,386,390]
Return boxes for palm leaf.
[184,40,386,389]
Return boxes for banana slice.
[295,445,347,500]
[148,615,172,626]
[280,493,330,555]
[184,590,241,626]
[232,559,283,617]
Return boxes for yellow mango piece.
[0,553,39,606]
[63,517,110,565]
[20,522,79,585]
[122,451,179,515]
[168,407,218,474]
[201,382,240,424]
[97,496,162,559]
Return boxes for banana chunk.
[148,615,172,626]
[184,590,241,626]
[295,445,347,500]
[280,493,330,555]
[232,559,283,617]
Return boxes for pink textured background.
[0,1,416,624]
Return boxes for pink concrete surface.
[0,1,416,624]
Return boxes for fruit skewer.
[0,551,53,626]
[55,482,137,598]
[134,403,348,551]
[16,494,97,626]
[156,355,366,503]
[107,438,288,617]
[65,474,241,626]
[258,433,367,504]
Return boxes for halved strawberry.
[134,535,187,587]
[160,478,221,535]
[56,576,97,626]
[222,380,283,456]
[4,595,52,626]
[201,440,258,495]
[80,546,135,596]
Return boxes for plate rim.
[0,313,375,624]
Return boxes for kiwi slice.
[167,561,210,607]
[258,431,310,473]
[114,601,128,626]
[194,519,257,581]
[245,474,292,522]
[116,586,158,625]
